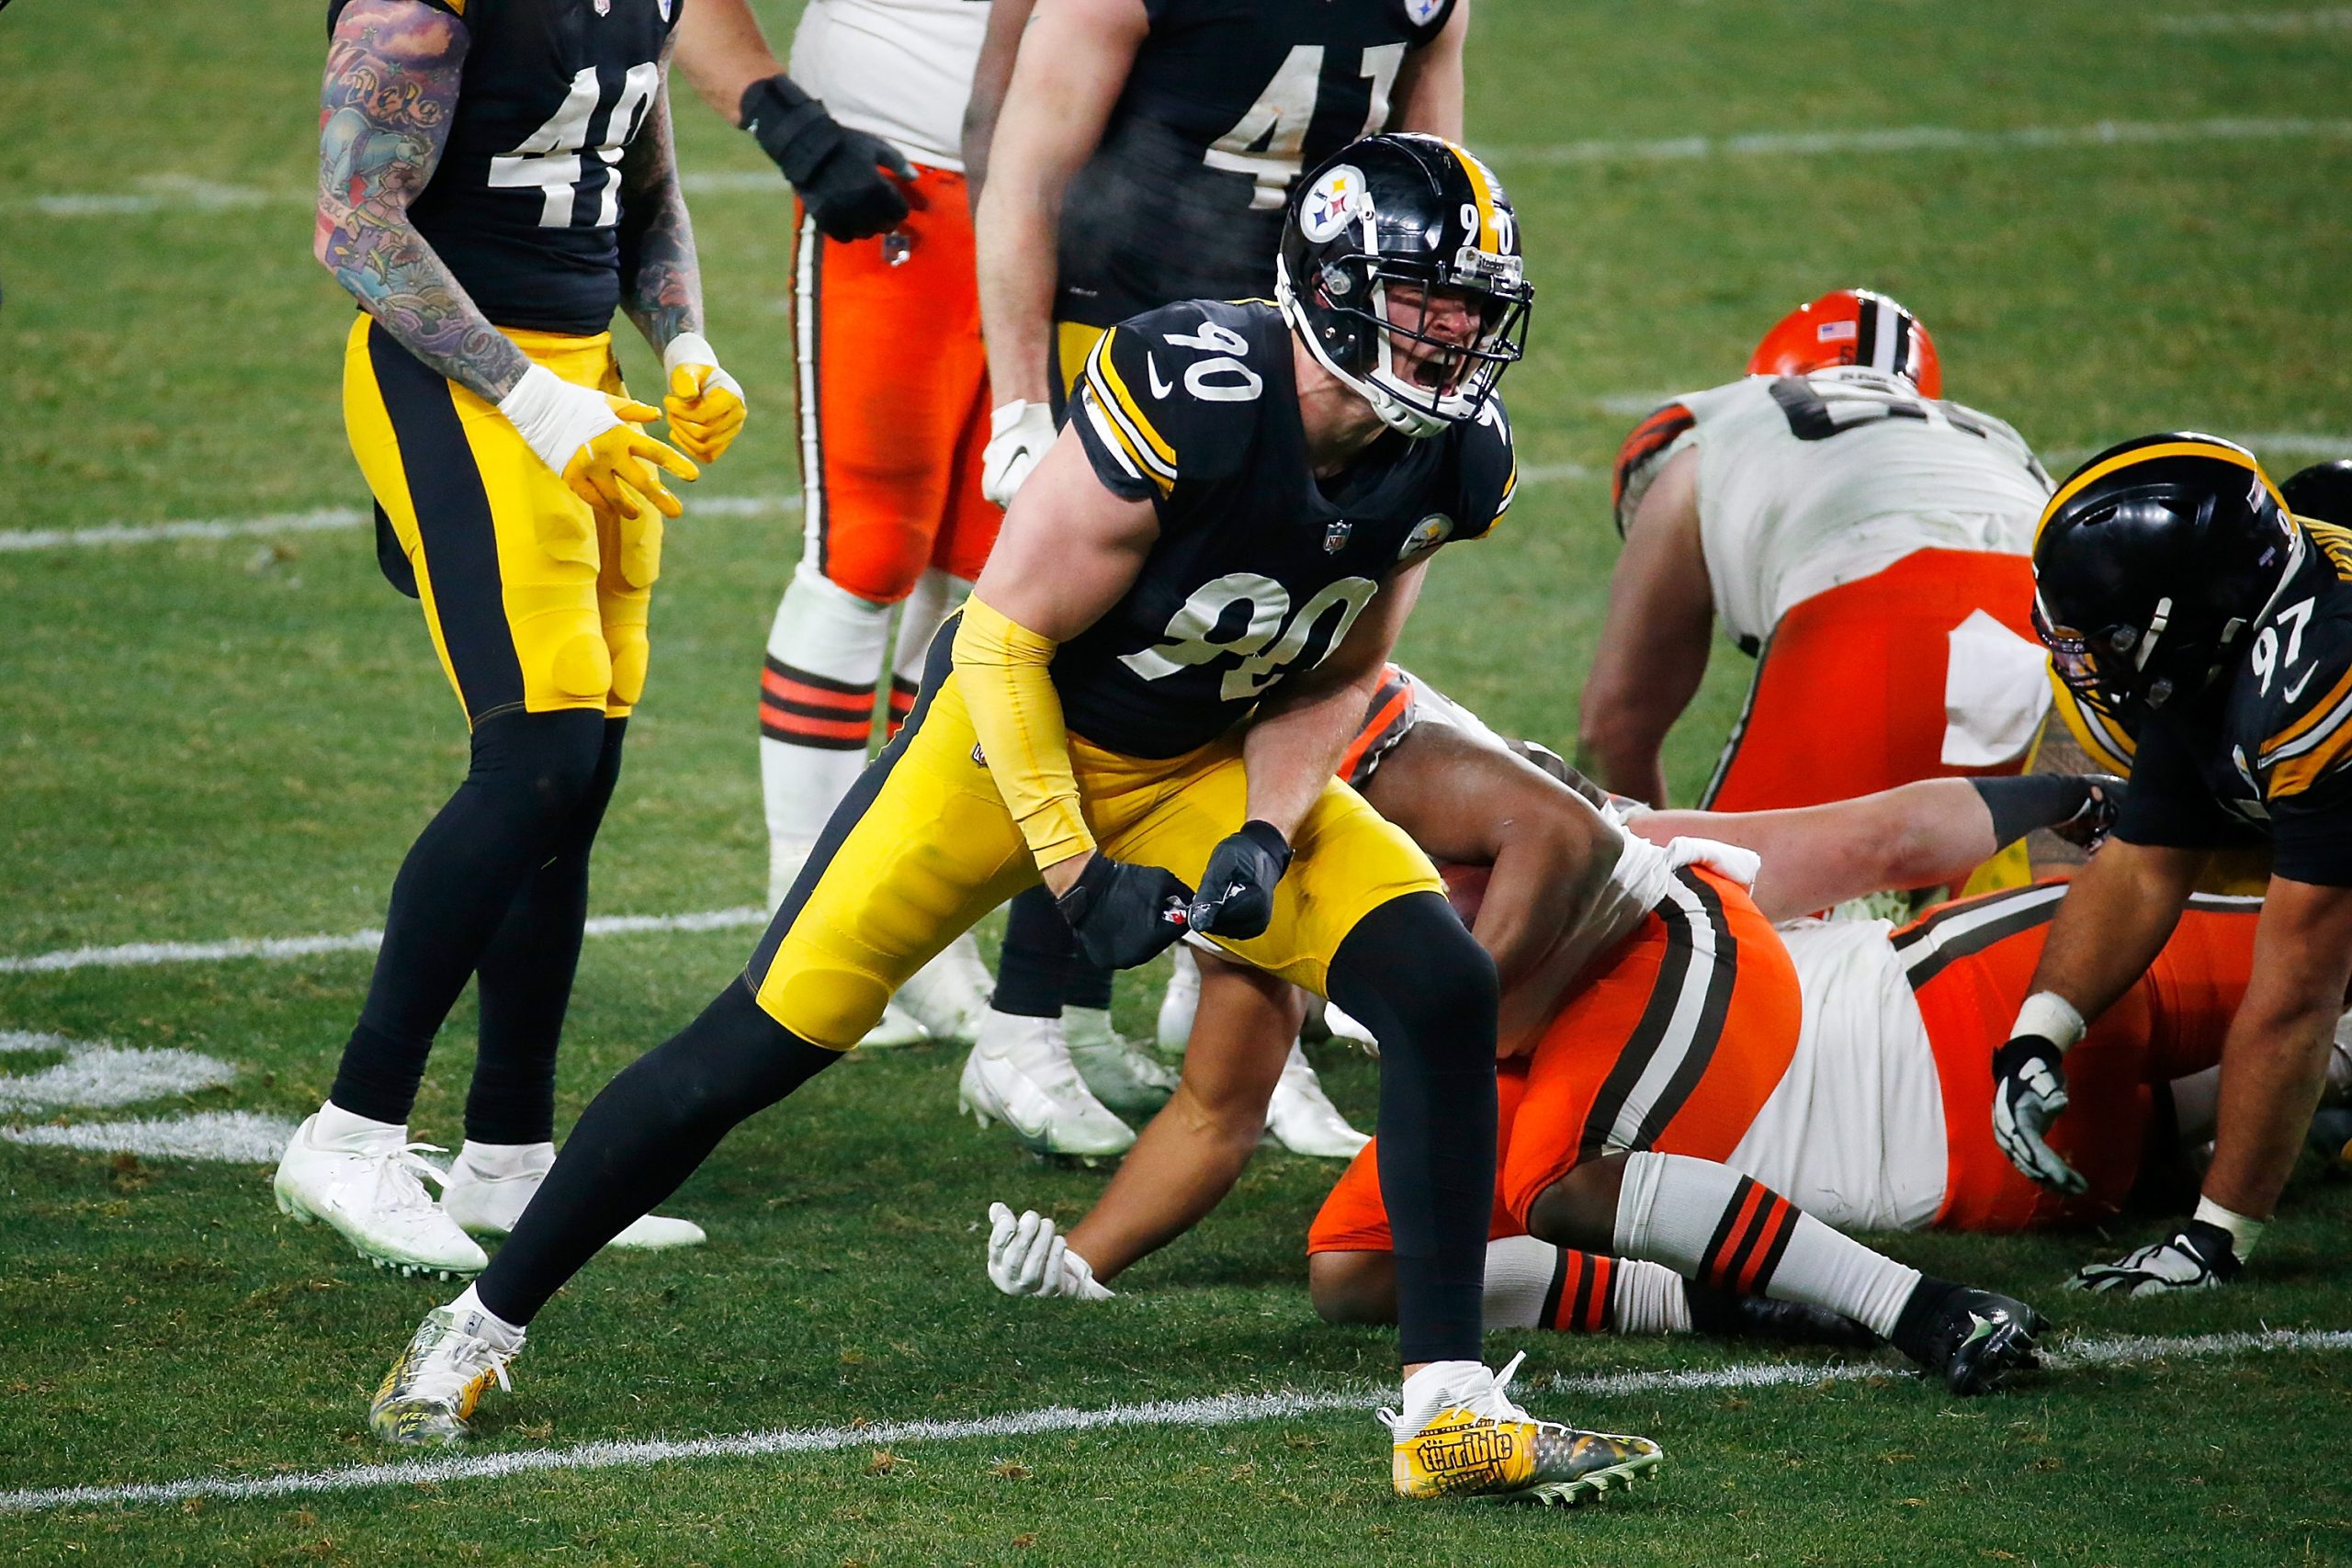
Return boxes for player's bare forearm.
[1241,562,1426,839]
[616,74,705,354]
[672,0,782,126]
[973,0,1144,402]
[1578,449,1711,806]
[314,0,529,401]
[2201,876,2352,1217]
[1066,955,1302,1279]
[961,0,1039,204]
[2025,837,2200,1021]
[1388,0,1466,140]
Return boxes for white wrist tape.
[662,332,718,376]
[2011,990,2086,1055]
[497,363,619,476]
[2192,1195,2265,1258]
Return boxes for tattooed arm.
[314,0,529,401]
[615,44,704,355]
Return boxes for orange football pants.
[792,165,1000,603]
[1907,884,2259,1232]
[1700,548,2038,811]
[1308,864,1802,1252]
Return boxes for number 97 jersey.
[1054,299,1517,759]
[328,0,682,335]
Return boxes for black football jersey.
[1057,299,1516,758]
[2111,520,2352,885]
[1057,0,1458,329]
[327,0,681,335]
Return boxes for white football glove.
[986,1201,1113,1300]
[2070,1221,2242,1297]
[981,400,1056,508]
[1990,1033,2086,1194]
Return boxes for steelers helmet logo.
[1399,513,1454,560]
[1402,0,1447,23]
[1301,165,1366,245]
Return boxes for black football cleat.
[1687,1286,1879,1350]
[1910,1285,2044,1396]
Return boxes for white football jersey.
[789,0,990,174]
[1623,369,2052,650]
[1726,918,1948,1231]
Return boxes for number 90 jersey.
[1057,299,1516,759]
[328,0,682,335]
[1057,0,1457,330]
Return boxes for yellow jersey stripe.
[2260,660,2352,761]
[1449,145,1501,253]
[1079,336,1176,493]
[2040,439,2279,544]
[1090,330,1177,470]
[1495,461,1520,517]
[2050,671,2138,773]
[2267,714,2352,795]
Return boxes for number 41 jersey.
[327,0,681,335]
[1056,299,1517,759]
[1058,0,1457,330]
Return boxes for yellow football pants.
[746,663,1443,1049]
[342,316,654,724]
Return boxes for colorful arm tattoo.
[616,59,705,355]
[314,0,531,401]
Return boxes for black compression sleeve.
[1970,773,2092,850]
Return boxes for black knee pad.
[1327,892,1498,1060]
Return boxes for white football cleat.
[1265,1043,1370,1158]
[441,1142,705,1251]
[860,998,933,1048]
[369,1303,522,1447]
[274,1110,488,1279]
[1156,943,1202,1056]
[959,1010,1135,1162]
[894,932,994,1044]
[1065,1005,1178,1117]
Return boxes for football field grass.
[6,0,2352,1561]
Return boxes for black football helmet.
[2031,433,2301,721]
[1276,133,1532,438]
[2283,459,2352,527]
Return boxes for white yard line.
[0,908,768,976]
[0,495,799,553]
[15,118,2352,220]
[0,1325,2343,1516]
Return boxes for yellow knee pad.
[549,632,614,702]
[605,621,650,709]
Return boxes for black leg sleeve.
[467,717,629,1145]
[475,979,840,1325]
[991,884,1075,1019]
[1327,891,1498,1366]
[330,708,611,1126]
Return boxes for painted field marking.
[0,1325,2343,1516]
[15,117,2352,220]
[0,494,800,554]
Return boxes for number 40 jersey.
[327,0,683,335]
[1053,299,1517,759]
[1612,367,2052,653]
[1058,0,1458,330]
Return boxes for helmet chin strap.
[1277,258,1450,440]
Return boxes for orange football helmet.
[1747,288,1940,398]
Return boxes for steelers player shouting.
[277,0,745,1274]
[956,0,1470,1162]
[369,134,1664,1506]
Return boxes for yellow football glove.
[498,365,701,529]
[661,333,748,465]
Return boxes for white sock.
[760,563,892,873]
[1481,1235,1560,1328]
[447,1283,525,1349]
[315,1100,401,1149]
[2193,1194,2266,1260]
[454,1140,555,1180]
[1610,1258,1693,1335]
[1614,1151,1919,1339]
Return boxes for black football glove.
[1990,1033,2087,1194]
[2070,1219,2243,1296]
[2051,773,2128,851]
[1055,853,1194,970]
[739,75,913,242]
[1185,821,1294,941]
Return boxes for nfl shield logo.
[1324,519,1352,554]
[594,0,611,15]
